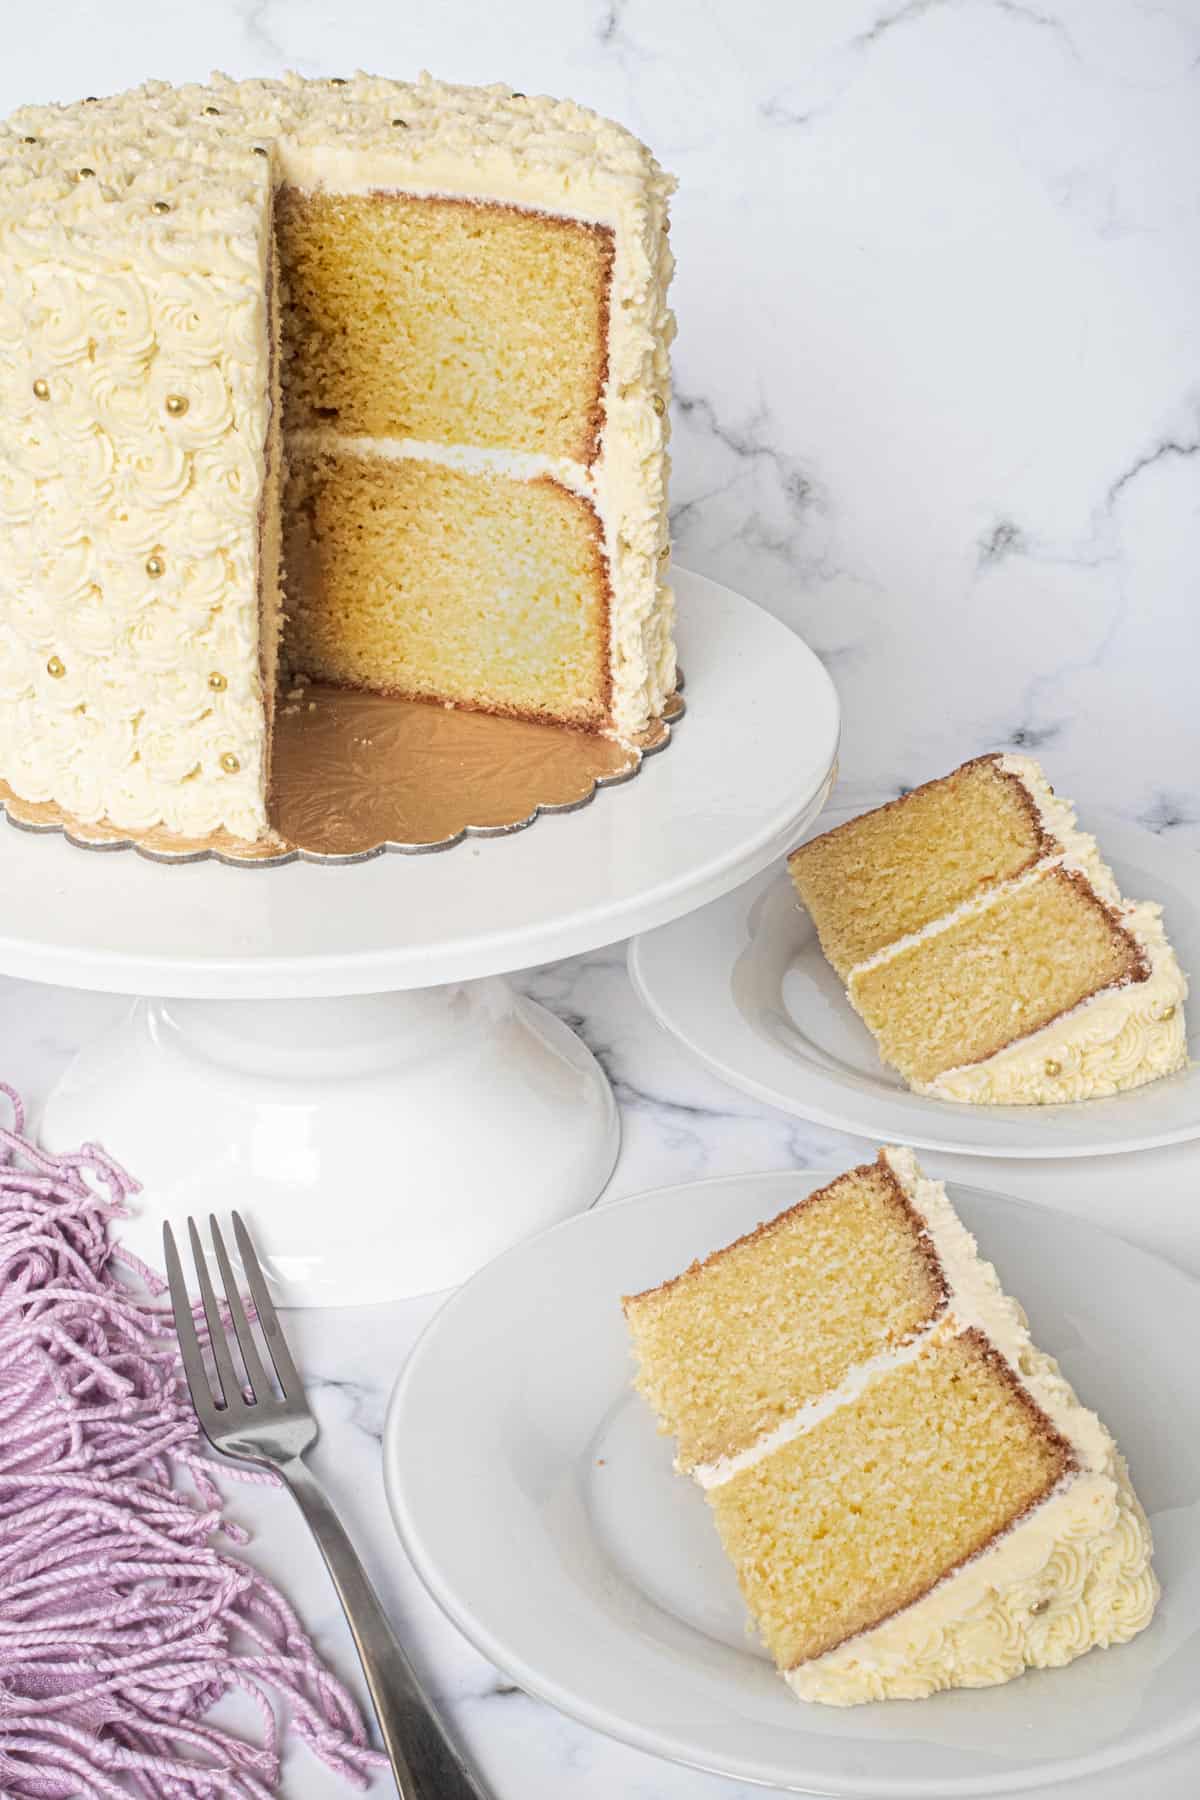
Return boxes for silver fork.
[164,1212,489,1800]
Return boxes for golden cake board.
[0,683,684,866]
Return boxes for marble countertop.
[4,953,1199,1800]
[2,0,1198,1795]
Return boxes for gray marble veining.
[1,2,1197,1794]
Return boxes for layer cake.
[787,755,1187,1103]
[0,73,676,844]
[623,1148,1158,1704]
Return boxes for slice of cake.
[623,1148,1158,1705]
[787,755,1187,1103]
[0,73,675,845]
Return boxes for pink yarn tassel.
[0,1083,386,1797]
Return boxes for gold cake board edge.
[0,683,685,869]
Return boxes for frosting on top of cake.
[0,73,675,841]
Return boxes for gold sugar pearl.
[208,671,228,692]
[204,106,221,116]
[391,117,408,128]
[164,393,189,417]
[657,544,671,565]
[152,199,171,214]
[652,394,666,416]
[21,135,38,145]
[78,166,96,180]
[330,76,347,84]
[252,145,269,157]
[84,96,99,103]
[32,378,50,401]
[1044,1058,1062,1077]
[145,554,164,578]
[220,752,240,774]
[1162,1004,1177,1022]
[511,91,526,99]
[46,655,65,679]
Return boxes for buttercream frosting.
[782,1149,1158,1702]
[0,72,675,841]
[689,1148,1158,1705]
[836,755,1188,1104]
[917,757,1188,1103]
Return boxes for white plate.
[629,813,1200,1158]
[383,1172,1200,1797]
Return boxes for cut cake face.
[623,1147,1158,1705]
[0,74,676,846]
[787,755,1187,1104]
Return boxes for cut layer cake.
[623,1147,1158,1705]
[787,754,1187,1103]
[0,73,675,845]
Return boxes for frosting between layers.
[286,429,596,502]
[274,104,676,742]
[0,72,675,840]
[917,758,1188,1103]
[693,1322,944,1489]
[780,1149,1158,1704]
[842,756,1188,1104]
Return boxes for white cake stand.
[0,571,840,1305]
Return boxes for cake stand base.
[7,573,841,1308]
[38,981,619,1306]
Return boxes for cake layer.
[848,865,1146,1085]
[624,1145,1159,1705]
[623,1160,947,1472]
[788,755,1187,1103]
[788,755,1052,978]
[707,1328,1073,1670]
[277,188,613,461]
[0,74,676,842]
[786,1147,1159,1703]
[284,448,611,727]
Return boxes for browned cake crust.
[355,194,616,466]
[1052,865,1150,982]
[277,188,615,464]
[623,1153,950,1318]
[286,473,613,734]
[941,864,1150,1072]
[786,753,1059,872]
[790,1327,1079,1667]
[579,220,614,466]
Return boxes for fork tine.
[163,1222,223,1433]
[232,1211,301,1399]
[187,1218,242,1412]
[209,1214,272,1402]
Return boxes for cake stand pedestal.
[0,573,840,1305]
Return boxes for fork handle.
[279,1456,490,1800]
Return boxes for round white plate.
[384,1172,1200,1797]
[629,812,1200,1158]
[0,570,839,998]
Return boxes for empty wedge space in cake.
[622,1147,1158,1706]
[786,755,1188,1104]
[0,74,676,847]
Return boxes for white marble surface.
[2,1,1199,1795]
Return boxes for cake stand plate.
[0,571,840,1304]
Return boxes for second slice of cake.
[787,754,1187,1103]
[623,1148,1157,1705]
